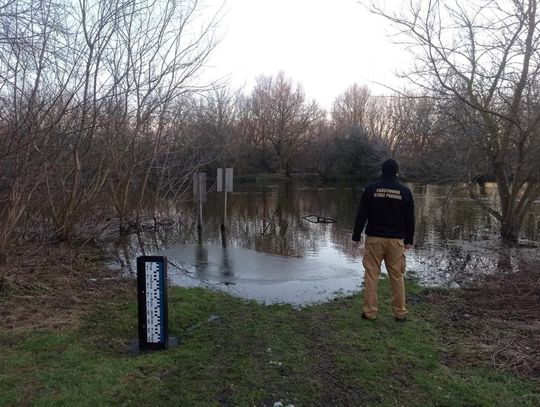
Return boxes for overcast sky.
[201,0,409,109]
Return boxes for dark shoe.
[361,312,376,321]
[395,316,407,323]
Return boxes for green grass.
[1,280,538,406]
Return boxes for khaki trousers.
[362,236,407,319]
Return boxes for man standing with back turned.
[352,159,415,322]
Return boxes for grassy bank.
[1,279,538,406]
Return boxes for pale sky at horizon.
[200,0,410,110]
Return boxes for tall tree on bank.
[332,84,371,133]
[0,0,219,261]
[370,0,540,242]
[248,72,322,176]
[330,84,389,178]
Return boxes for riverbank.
[1,248,538,406]
[422,261,540,381]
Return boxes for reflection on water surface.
[115,182,540,305]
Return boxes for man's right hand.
[405,244,413,250]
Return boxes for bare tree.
[332,84,371,133]
[246,72,323,176]
[305,118,335,178]
[370,0,540,242]
[98,0,218,233]
[0,0,74,256]
[329,84,389,178]
[0,0,220,262]
[194,84,240,165]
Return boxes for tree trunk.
[498,183,539,243]
[0,242,7,265]
[500,221,520,243]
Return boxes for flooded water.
[115,181,540,305]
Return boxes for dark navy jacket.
[352,176,415,244]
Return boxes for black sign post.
[137,256,169,351]
[217,168,233,247]
[193,172,207,244]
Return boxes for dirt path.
[303,312,382,406]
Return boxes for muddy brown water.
[114,181,540,305]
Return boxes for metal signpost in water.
[193,172,207,243]
[137,256,169,351]
[217,168,233,247]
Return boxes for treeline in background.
[1,0,539,262]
